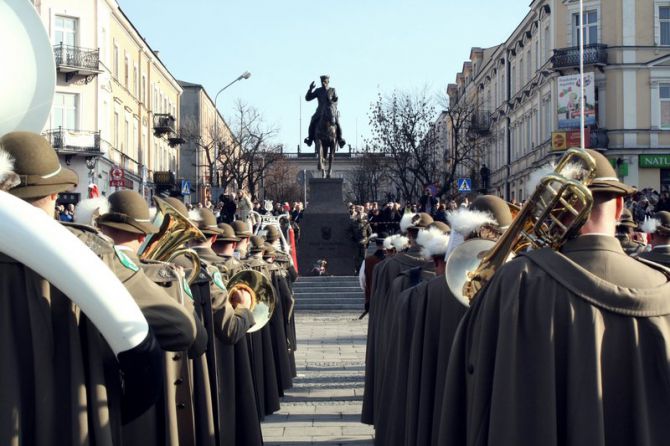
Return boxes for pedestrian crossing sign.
[181,180,191,196]
[457,178,472,192]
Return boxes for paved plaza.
[261,311,375,445]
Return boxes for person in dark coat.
[362,234,387,311]
[638,210,670,267]
[438,149,670,446]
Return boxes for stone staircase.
[292,276,365,311]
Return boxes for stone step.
[293,286,362,293]
[296,276,360,283]
[294,303,363,310]
[294,292,362,300]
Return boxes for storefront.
[638,154,670,192]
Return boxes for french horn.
[227,269,276,333]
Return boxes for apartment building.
[444,0,670,200]
[178,80,236,204]
[33,0,182,203]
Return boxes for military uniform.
[638,211,670,267]
[0,132,163,446]
[616,208,646,256]
[361,212,434,425]
[438,150,670,446]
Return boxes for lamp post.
[198,71,251,203]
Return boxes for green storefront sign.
[639,154,670,168]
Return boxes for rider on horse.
[304,75,346,148]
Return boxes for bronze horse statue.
[315,103,338,178]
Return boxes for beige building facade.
[444,0,670,201]
[33,0,182,203]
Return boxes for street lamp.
[197,71,251,203]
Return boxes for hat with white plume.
[74,197,110,227]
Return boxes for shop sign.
[551,129,590,151]
[639,154,670,169]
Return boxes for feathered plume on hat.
[188,209,203,222]
[0,146,20,192]
[640,216,660,234]
[399,212,417,234]
[525,161,591,196]
[419,227,451,259]
[74,197,110,226]
[447,208,498,237]
[383,235,396,250]
[392,235,410,252]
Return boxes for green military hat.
[190,208,222,236]
[232,220,253,238]
[215,223,240,243]
[618,208,637,229]
[98,190,159,235]
[262,242,276,258]
[409,212,434,230]
[470,195,513,229]
[163,196,189,216]
[265,225,281,242]
[249,235,265,254]
[0,131,78,199]
[428,221,451,234]
[585,149,636,196]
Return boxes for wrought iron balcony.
[53,43,101,81]
[153,113,176,136]
[469,111,491,135]
[44,128,101,155]
[552,44,608,69]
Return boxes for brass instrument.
[227,270,276,333]
[446,148,597,305]
[138,196,206,284]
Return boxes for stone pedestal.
[297,178,358,276]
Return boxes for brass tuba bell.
[227,270,276,333]
[138,196,206,284]
[446,148,597,305]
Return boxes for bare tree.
[264,156,302,204]
[346,149,390,203]
[439,101,488,198]
[365,89,441,203]
[224,101,283,199]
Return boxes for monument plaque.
[297,178,358,276]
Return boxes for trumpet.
[138,196,206,284]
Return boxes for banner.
[557,72,596,129]
[551,128,590,151]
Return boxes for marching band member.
[439,150,670,446]
[639,211,670,266]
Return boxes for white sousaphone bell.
[0,0,150,357]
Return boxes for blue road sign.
[457,178,472,192]
[181,180,191,196]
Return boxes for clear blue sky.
[120,0,530,152]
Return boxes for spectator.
[236,190,253,222]
[58,203,75,222]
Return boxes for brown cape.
[439,236,670,446]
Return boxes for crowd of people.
[358,149,670,445]
[1,131,300,446]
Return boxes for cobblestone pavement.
[261,311,375,445]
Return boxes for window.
[526,50,531,81]
[661,6,670,45]
[133,64,138,97]
[124,116,130,152]
[124,55,129,88]
[573,10,598,45]
[660,84,670,129]
[544,26,551,61]
[113,112,119,148]
[54,16,77,46]
[535,41,540,69]
[113,43,119,78]
[52,93,77,130]
[141,75,147,103]
[511,65,516,94]
[544,99,552,140]
[519,58,524,85]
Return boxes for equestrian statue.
[304,75,345,178]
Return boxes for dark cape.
[197,250,263,446]
[265,262,293,393]
[244,257,281,418]
[638,245,670,267]
[374,267,434,444]
[438,235,670,446]
[361,246,434,425]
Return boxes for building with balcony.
[178,80,237,204]
[32,0,183,203]
[441,0,670,200]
